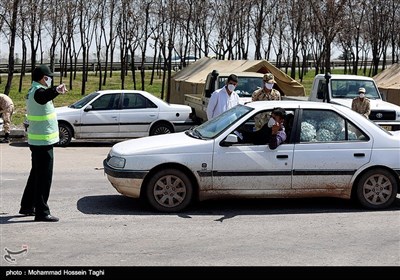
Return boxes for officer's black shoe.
[34,215,59,222]
[19,208,35,216]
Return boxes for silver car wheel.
[154,174,186,207]
[146,169,193,212]
[357,169,397,209]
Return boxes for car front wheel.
[58,123,73,147]
[356,169,397,209]
[145,169,193,212]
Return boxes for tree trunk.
[4,0,19,96]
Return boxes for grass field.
[0,67,348,126]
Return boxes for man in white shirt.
[206,74,240,120]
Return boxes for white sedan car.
[55,90,195,146]
[103,101,400,212]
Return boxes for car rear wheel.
[145,169,193,212]
[58,123,72,147]
[150,123,173,135]
[356,169,397,209]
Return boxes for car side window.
[233,109,295,145]
[122,93,157,109]
[300,109,368,142]
[91,94,120,110]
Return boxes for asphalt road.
[1,140,399,275]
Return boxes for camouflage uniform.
[252,88,281,130]
[351,97,370,118]
[0,93,14,135]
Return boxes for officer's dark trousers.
[20,145,54,216]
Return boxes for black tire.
[150,123,173,136]
[58,123,73,147]
[356,169,398,209]
[145,169,193,212]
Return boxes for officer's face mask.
[265,83,274,90]
[45,76,52,87]
[359,93,365,98]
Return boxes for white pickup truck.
[308,74,400,131]
[184,70,265,123]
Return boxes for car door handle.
[149,114,156,117]
[354,153,365,157]
[276,155,288,159]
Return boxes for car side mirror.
[84,105,93,112]
[220,134,239,146]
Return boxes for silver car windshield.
[191,105,253,139]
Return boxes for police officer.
[19,65,67,222]
[0,93,14,143]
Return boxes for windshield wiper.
[186,128,203,139]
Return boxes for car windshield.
[187,105,253,139]
[219,77,263,98]
[331,80,381,99]
[69,92,100,109]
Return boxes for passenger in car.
[268,107,287,149]
[236,107,287,149]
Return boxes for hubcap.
[59,128,69,144]
[153,175,186,208]
[362,174,392,205]
[153,126,171,135]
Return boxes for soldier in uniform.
[0,93,14,143]
[251,73,281,130]
[351,87,370,118]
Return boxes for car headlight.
[108,156,126,169]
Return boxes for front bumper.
[103,159,148,198]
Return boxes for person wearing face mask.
[206,74,240,120]
[268,107,287,150]
[251,73,281,130]
[351,87,370,118]
[19,64,67,222]
[235,107,287,148]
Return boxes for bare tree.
[25,0,45,73]
[2,0,19,96]
[389,0,400,63]
[138,0,155,91]
[309,0,347,73]
[193,0,215,58]
[116,0,130,89]
[93,0,107,90]
[64,1,78,90]
[235,0,252,59]
[17,2,28,92]
[252,0,267,60]
[78,0,97,94]
[284,0,308,79]
[45,0,65,83]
